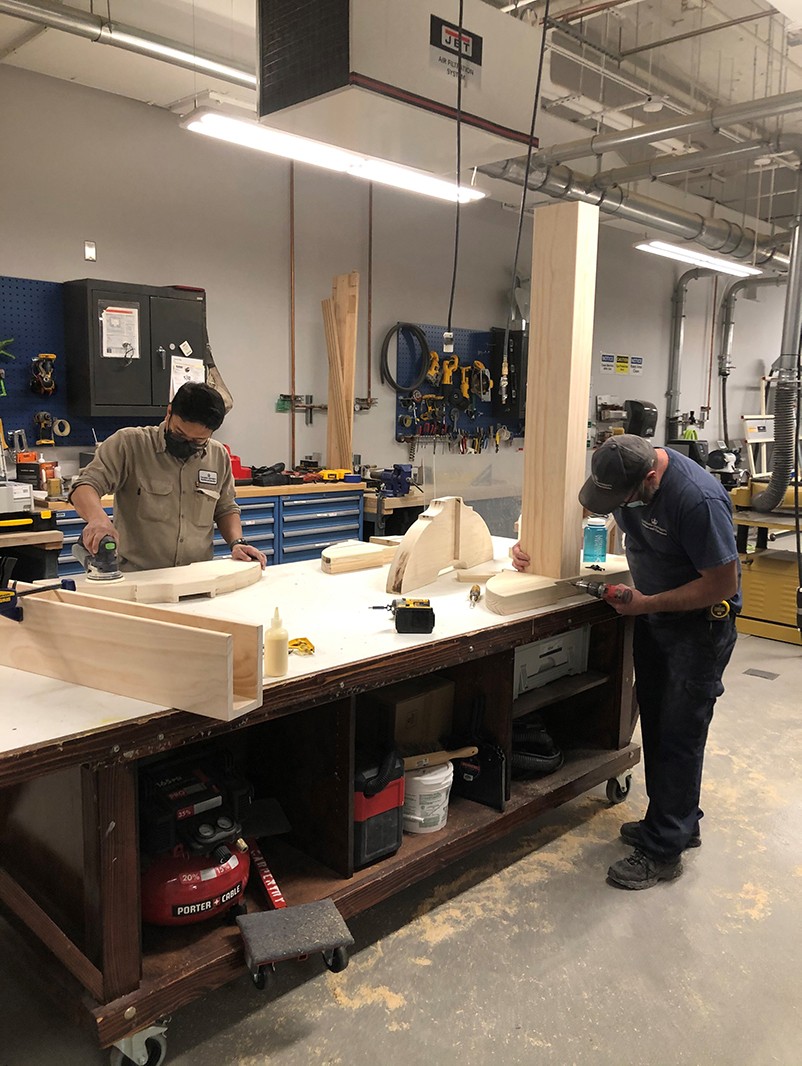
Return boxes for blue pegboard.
[0,275,160,449]
[394,323,514,445]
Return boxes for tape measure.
[707,601,730,621]
[288,637,315,656]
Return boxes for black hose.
[752,379,796,511]
[379,323,430,395]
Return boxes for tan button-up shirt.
[70,424,239,572]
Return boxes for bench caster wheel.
[606,774,632,805]
[322,945,349,973]
[252,964,274,991]
[110,1033,167,1066]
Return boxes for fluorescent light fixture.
[635,240,762,278]
[183,110,485,204]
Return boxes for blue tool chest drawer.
[279,492,364,563]
[212,498,276,562]
[54,508,113,578]
[54,489,363,575]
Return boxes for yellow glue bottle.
[264,607,288,677]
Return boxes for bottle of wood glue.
[264,607,288,677]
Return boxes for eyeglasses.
[168,417,211,448]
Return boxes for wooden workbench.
[0,541,638,1054]
[0,525,63,580]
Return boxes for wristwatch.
[228,538,249,549]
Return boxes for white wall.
[2,63,785,515]
[0,65,524,479]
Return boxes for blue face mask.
[624,499,646,508]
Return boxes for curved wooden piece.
[72,559,262,604]
[486,554,630,616]
[386,496,493,594]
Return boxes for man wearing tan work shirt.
[69,382,267,572]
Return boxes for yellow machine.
[731,480,802,646]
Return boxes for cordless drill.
[572,579,633,605]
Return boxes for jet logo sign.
[430,15,483,65]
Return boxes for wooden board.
[386,496,494,594]
[521,200,599,578]
[320,539,396,574]
[488,201,600,616]
[71,559,263,603]
[486,555,630,616]
[0,530,63,550]
[325,272,359,470]
[0,588,263,719]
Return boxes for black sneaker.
[620,820,702,850]
[607,848,683,890]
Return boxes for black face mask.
[164,428,201,461]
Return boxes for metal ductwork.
[0,0,256,88]
[752,184,802,512]
[534,89,802,167]
[718,275,786,447]
[666,268,714,432]
[479,157,791,270]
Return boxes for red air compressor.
[139,752,253,926]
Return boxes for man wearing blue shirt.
[514,434,740,889]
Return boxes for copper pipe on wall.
[289,162,297,469]
[366,183,373,403]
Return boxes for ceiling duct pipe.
[0,0,256,88]
[666,269,714,434]
[479,157,791,270]
[533,89,802,167]
[751,178,802,512]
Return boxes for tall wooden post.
[519,200,599,578]
[486,201,607,615]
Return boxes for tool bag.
[251,463,289,486]
[449,693,507,813]
[203,322,234,413]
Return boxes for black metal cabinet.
[64,279,206,416]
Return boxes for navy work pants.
[634,613,737,860]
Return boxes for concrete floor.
[2,632,801,1066]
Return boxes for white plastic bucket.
[402,762,454,834]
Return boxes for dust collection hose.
[752,378,797,512]
[379,323,430,395]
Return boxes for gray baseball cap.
[579,434,656,514]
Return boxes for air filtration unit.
[257,0,542,175]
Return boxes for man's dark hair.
[171,383,226,431]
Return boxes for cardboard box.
[365,675,455,753]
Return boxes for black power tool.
[72,530,124,581]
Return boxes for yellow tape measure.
[707,601,730,620]
[288,637,315,656]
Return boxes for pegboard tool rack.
[391,323,523,454]
[0,275,162,451]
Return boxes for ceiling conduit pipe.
[591,140,777,190]
[0,0,257,88]
[718,275,786,447]
[479,157,791,270]
[751,177,802,512]
[666,269,715,435]
[532,89,802,167]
